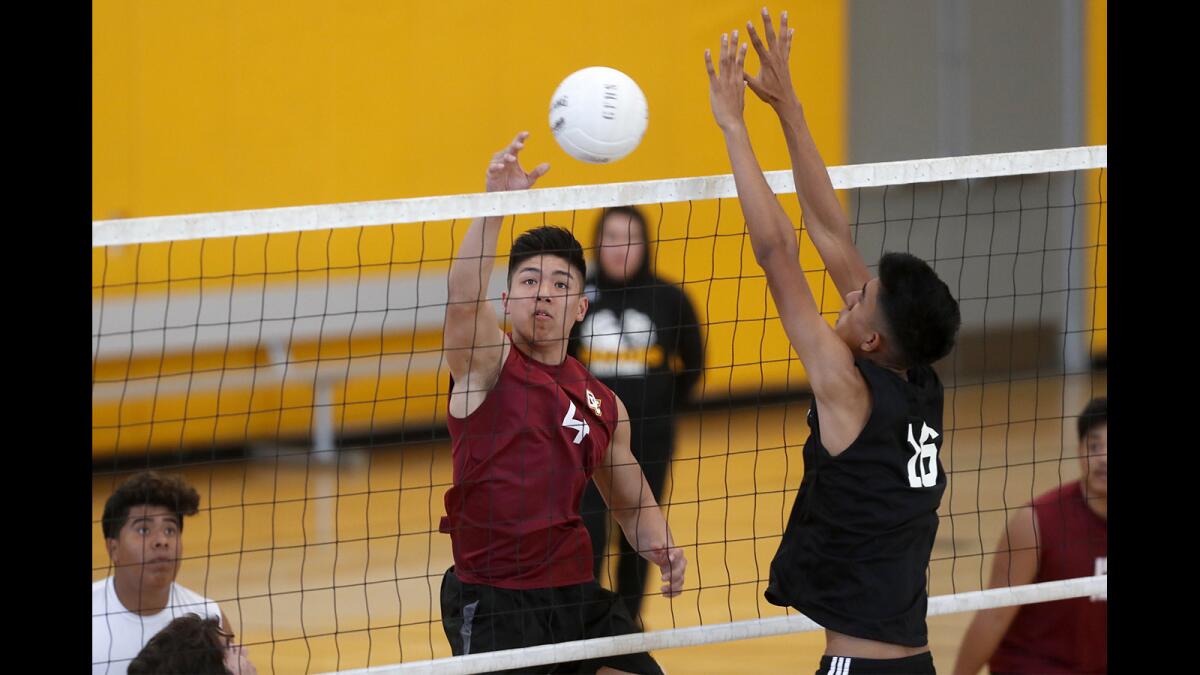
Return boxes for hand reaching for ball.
[486,132,550,193]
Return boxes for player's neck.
[861,352,909,380]
[511,332,568,366]
[112,571,171,616]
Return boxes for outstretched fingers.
[527,162,551,183]
[761,7,777,47]
[780,10,794,56]
[746,20,767,59]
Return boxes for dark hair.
[127,614,230,675]
[507,226,586,286]
[593,205,652,288]
[1077,397,1107,439]
[101,471,201,540]
[876,252,961,367]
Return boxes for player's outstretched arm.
[744,8,870,299]
[705,29,856,394]
[952,507,1040,675]
[591,396,686,598]
[445,132,550,391]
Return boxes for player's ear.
[500,290,510,314]
[106,537,118,562]
[574,295,589,322]
[860,330,881,354]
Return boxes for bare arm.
[705,29,861,404]
[445,133,550,400]
[744,9,870,299]
[953,507,1040,675]
[591,396,686,597]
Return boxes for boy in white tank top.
[92,471,236,675]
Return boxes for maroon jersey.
[990,481,1107,674]
[440,338,618,589]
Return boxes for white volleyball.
[548,67,648,164]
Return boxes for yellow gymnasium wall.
[92,1,847,456]
[1084,0,1107,360]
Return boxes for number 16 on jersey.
[906,422,940,488]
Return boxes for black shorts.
[440,567,663,674]
[815,652,935,674]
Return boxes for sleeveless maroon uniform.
[990,481,1107,674]
[440,338,618,589]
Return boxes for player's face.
[107,505,182,589]
[504,254,587,343]
[1079,423,1107,498]
[598,213,645,283]
[835,277,882,353]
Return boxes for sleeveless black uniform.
[765,358,946,647]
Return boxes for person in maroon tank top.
[438,131,686,675]
[953,398,1108,674]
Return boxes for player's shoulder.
[1030,480,1082,509]
[91,576,111,604]
[171,581,220,610]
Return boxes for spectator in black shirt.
[571,205,704,626]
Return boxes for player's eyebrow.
[519,267,573,279]
[129,514,181,526]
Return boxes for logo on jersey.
[586,389,602,416]
[1091,556,1107,602]
[906,422,940,488]
[562,401,590,444]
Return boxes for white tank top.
[91,576,222,675]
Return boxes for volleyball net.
[92,146,1107,674]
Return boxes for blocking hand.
[744,8,798,110]
[704,30,749,131]
[485,131,551,192]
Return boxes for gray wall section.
[850,0,1081,163]
[848,0,1093,378]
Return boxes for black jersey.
[765,358,946,647]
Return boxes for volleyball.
[548,66,648,164]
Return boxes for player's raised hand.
[646,545,687,598]
[485,131,551,192]
[704,29,749,131]
[744,8,797,110]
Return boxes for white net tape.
[323,576,1106,675]
[92,146,1106,246]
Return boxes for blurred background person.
[953,397,1108,675]
[571,205,705,627]
[128,613,257,675]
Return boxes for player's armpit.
[442,294,505,389]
